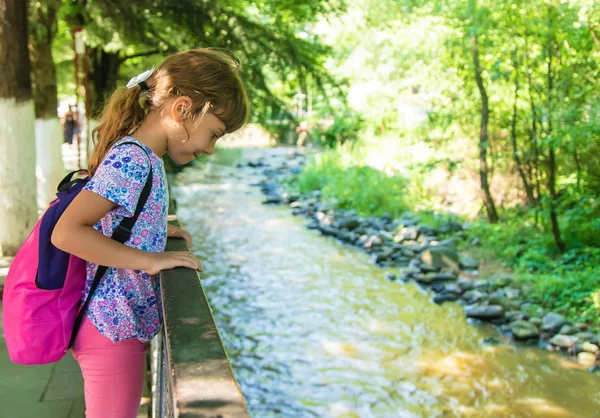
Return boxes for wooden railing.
[151,214,249,418]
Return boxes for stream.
[172,146,600,418]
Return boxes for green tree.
[59,0,343,119]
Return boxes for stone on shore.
[510,320,540,340]
[459,256,480,270]
[542,312,571,334]
[558,324,579,336]
[549,334,579,348]
[420,246,460,271]
[465,305,505,320]
[462,290,487,303]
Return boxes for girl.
[51,48,249,418]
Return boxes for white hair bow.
[126,66,155,89]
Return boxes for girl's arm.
[52,190,202,275]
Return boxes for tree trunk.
[523,35,543,207]
[526,67,543,205]
[589,20,600,50]
[471,34,499,223]
[547,147,564,251]
[87,47,121,117]
[29,0,65,208]
[510,49,536,206]
[0,0,38,256]
[574,149,582,193]
[546,6,566,253]
[29,0,60,119]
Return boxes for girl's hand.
[167,225,192,248]
[146,251,203,275]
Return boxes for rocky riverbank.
[242,149,600,372]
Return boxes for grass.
[461,214,600,325]
[286,144,410,218]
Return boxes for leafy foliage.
[55,0,346,119]
[290,145,409,217]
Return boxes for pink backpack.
[2,142,152,364]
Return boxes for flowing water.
[172,146,600,418]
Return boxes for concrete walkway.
[0,302,86,418]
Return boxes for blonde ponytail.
[88,85,147,176]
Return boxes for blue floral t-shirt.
[82,137,168,343]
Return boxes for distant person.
[61,106,78,144]
[50,49,249,418]
[296,120,310,148]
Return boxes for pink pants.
[71,316,147,418]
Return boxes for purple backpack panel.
[37,179,87,290]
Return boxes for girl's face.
[164,99,227,165]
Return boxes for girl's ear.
[170,96,193,125]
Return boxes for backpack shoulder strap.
[57,169,89,192]
[111,141,154,243]
[69,140,154,348]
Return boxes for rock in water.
[248,160,264,168]
[433,293,459,304]
[287,194,301,203]
[577,352,597,367]
[263,194,283,204]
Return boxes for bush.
[462,209,600,326]
[310,112,363,148]
[294,145,409,217]
[519,269,600,325]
